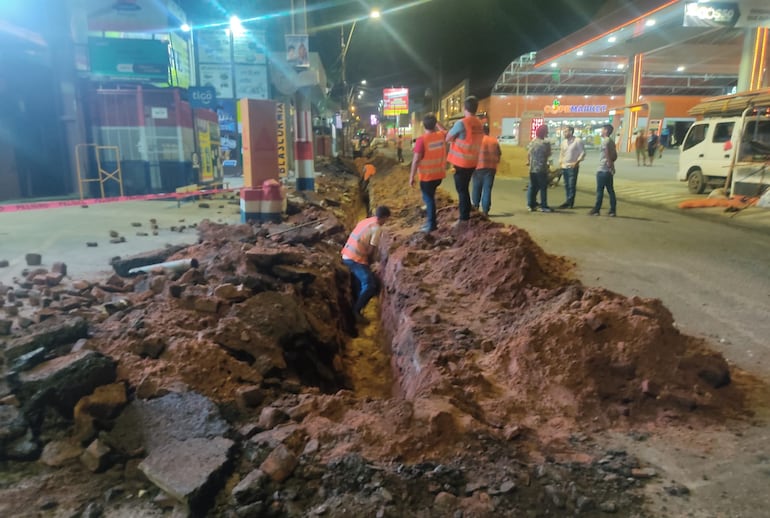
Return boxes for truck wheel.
[687,169,706,194]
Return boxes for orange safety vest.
[363,164,376,181]
[476,135,500,170]
[417,131,447,182]
[341,216,379,265]
[448,116,483,168]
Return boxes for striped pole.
[295,88,315,191]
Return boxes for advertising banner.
[233,32,267,64]
[197,31,231,63]
[383,88,409,116]
[285,34,310,68]
[199,63,233,99]
[235,64,268,99]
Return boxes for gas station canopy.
[493,0,766,97]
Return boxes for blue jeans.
[471,168,496,213]
[593,170,616,213]
[527,171,549,209]
[342,259,379,314]
[453,166,475,220]
[561,165,579,207]
[420,179,441,229]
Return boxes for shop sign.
[684,2,740,27]
[543,103,608,115]
[276,103,287,176]
[684,1,769,28]
[190,87,217,109]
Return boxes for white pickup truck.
[678,91,770,196]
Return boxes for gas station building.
[488,0,769,151]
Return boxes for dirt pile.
[0,155,750,517]
[371,163,743,438]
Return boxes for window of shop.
[544,118,610,149]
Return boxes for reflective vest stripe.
[476,135,500,170]
[448,117,483,168]
[341,217,378,264]
[418,131,446,181]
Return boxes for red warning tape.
[0,187,239,214]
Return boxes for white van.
[678,93,770,195]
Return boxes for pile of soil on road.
[0,155,753,517]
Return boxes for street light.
[341,9,381,102]
[339,10,380,156]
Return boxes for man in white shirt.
[558,126,586,209]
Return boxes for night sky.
[180,0,614,103]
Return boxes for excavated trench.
[0,153,758,518]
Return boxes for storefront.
[488,1,768,152]
[487,94,701,149]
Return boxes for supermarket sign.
[383,88,409,116]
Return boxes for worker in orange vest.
[471,123,501,217]
[341,205,391,323]
[409,113,447,232]
[362,163,376,182]
[446,95,484,227]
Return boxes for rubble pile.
[0,156,747,517]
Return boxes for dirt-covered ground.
[0,155,761,517]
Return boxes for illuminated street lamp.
[229,16,245,37]
[341,9,381,103]
[339,10,380,155]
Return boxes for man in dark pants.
[410,113,447,232]
[558,125,585,209]
[527,125,553,212]
[445,96,484,227]
[341,206,391,323]
[589,124,618,217]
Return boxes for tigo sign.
[190,87,217,109]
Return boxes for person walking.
[446,96,484,226]
[557,126,585,209]
[589,124,618,217]
[471,124,501,217]
[341,206,391,323]
[647,129,659,166]
[396,135,404,163]
[409,113,447,232]
[527,125,553,212]
[635,129,647,166]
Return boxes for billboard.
[383,88,409,116]
[88,37,169,82]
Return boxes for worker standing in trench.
[341,206,391,324]
[445,95,484,227]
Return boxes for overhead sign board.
[86,0,187,32]
[88,37,169,82]
[383,88,409,116]
[684,1,770,28]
